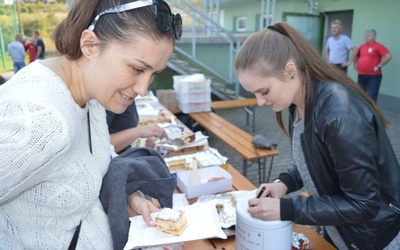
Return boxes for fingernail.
[150,220,156,227]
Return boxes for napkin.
[124,200,227,250]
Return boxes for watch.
[377,65,382,69]
[273,179,282,184]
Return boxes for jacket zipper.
[389,203,400,213]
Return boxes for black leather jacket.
[278,82,400,250]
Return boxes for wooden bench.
[211,98,258,131]
[167,98,259,131]
[210,98,258,109]
[189,111,278,184]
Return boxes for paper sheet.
[124,200,227,250]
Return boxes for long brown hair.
[52,0,175,60]
[235,21,388,135]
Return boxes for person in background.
[0,0,181,248]
[325,19,357,73]
[23,36,37,64]
[32,30,46,60]
[235,22,400,249]
[7,34,26,73]
[354,29,392,102]
[107,102,168,154]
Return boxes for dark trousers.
[358,74,382,102]
[333,63,348,73]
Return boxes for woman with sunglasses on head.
[236,22,400,250]
[0,0,182,249]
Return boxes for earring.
[290,73,296,80]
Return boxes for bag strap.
[68,221,82,250]
[68,112,92,249]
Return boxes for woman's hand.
[137,124,168,140]
[248,196,281,220]
[256,182,288,199]
[127,193,160,227]
[247,182,288,221]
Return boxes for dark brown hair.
[52,0,175,60]
[235,21,388,135]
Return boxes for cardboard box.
[156,89,179,111]
[176,166,232,199]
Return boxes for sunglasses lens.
[174,13,183,40]
[156,1,172,31]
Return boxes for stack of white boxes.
[173,74,211,114]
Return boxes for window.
[235,16,246,32]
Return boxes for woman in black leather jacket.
[234,22,400,250]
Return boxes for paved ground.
[205,105,400,189]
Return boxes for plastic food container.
[235,197,293,250]
[176,166,232,199]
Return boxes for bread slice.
[155,208,188,236]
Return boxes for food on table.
[155,208,188,236]
[167,159,188,172]
[292,232,311,249]
[207,176,226,182]
[215,203,224,213]
[167,158,203,172]
[179,132,196,143]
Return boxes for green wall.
[317,0,400,110]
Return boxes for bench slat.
[211,98,258,110]
[190,112,278,160]
[189,113,254,158]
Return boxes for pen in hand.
[251,186,266,207]
[256,186,266,198]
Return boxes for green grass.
[1,55,41,78]
[0,56,14,73]
[0,56,36,74]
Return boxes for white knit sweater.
[0,61,113,249]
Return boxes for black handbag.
[251,134,277,149]
[68,221,82,250]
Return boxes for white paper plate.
[124,200,227,250]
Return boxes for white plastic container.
[176,166,232,199]
[178,101,211,114]
[173,74,211,92]
[235,197,293,250]
[175,89,211,103]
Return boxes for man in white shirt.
[325,19,357,73]
[7,34,26,73]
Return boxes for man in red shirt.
[23,38,36,64]
[355,29,391,102]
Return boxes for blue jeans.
[13,61,26,73]
[358,74,382,102]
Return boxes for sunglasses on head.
[88,0,182,40]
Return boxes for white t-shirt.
[0,61,113,249]
[326,34,354,64]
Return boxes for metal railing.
[168,0,242,98]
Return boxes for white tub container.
[235,197,293,250]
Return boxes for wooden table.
[158,105,335,250]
